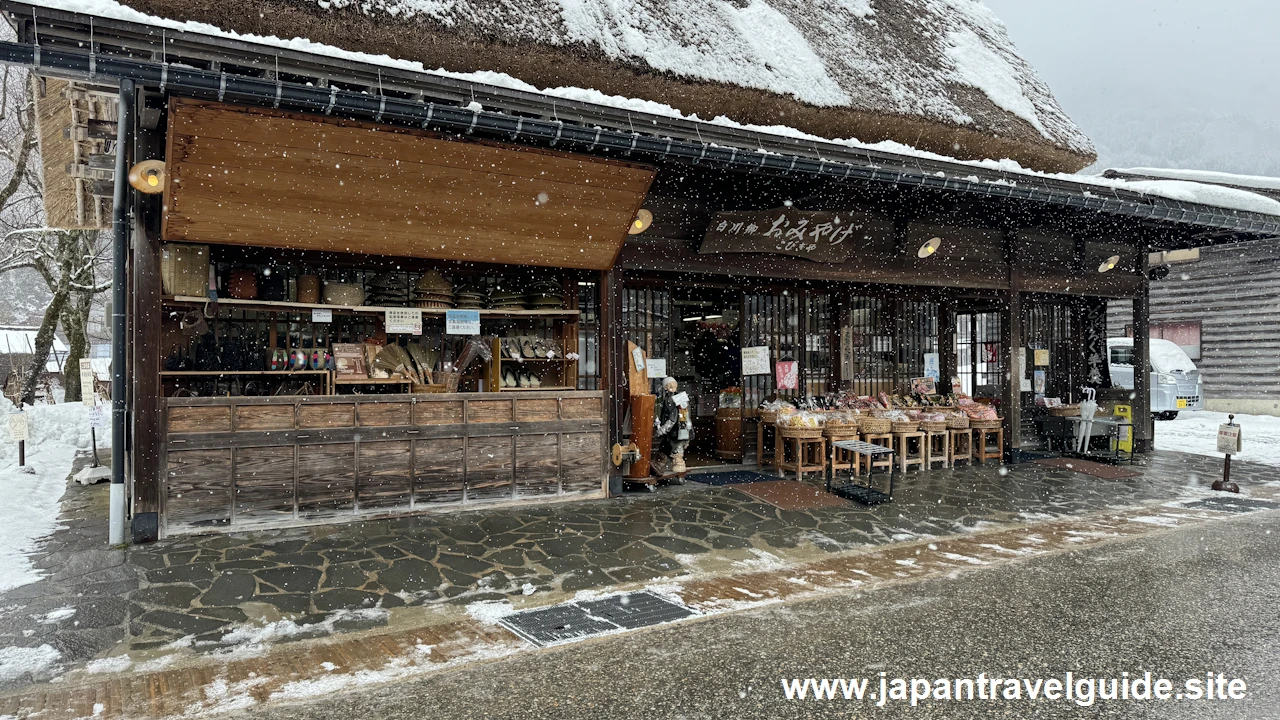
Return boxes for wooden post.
[1001,229,1023,462]
[1132,249,1154,453]
[939,297,956,392]
[17,439,24,467]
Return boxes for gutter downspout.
[109,78,133,546]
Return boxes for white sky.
[983,0,1280,176]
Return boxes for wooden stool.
[861,433,895,474]
[974,427,1004,464]
[827,433,861,478]
[948,429,973,467]
[777,434,826,482]
[893,431,927,472]
[757,421,776,470]
[925,430,950,469]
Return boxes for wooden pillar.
[601,268,624,454]
[1133,251,1154,453]
[129,93,164,543]
[939,297,956,392]
[1000,230,1023,462]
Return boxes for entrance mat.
[736,480,852,510]
[499,591,695,647]
[689,470,777,486]
[1181,496,1280,514]
[1034,458,1141,480]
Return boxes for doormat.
[1034,458,1141,480]
[689,470,776,486]
[736,480,851,510]
[499,591,696,648]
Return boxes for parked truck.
[1108,337,1204,420]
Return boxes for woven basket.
[824,420,859,432]
[921,420,948,433]
[971,418,1002,430]
[946,414,970,429]
[1047,406,1081,417]
[859,417,891,434]
[323,282,365,306]
[891,420,921,433]
[824,425,859,439]
[761,410,779,424]
[432,371,460,393]
[778,426,824,439]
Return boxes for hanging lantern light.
[1098,254,1121,273]
[628,208,653,235]
[127,159,167,194]
[917,237,942,258]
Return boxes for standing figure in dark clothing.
[653,376,692,479]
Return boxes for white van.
[1107,337,1204,420]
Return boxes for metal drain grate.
[500,591,696,647]
[1182,497,1280,514]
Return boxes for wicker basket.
[1047,405,1081,417]
[890,420,920,433]
[761,410,779,424]
[946,414,970,429]
[971,418,1002,430]
[921,420,948,433]
[824,425,859,439]
[859,417,891,434]
[432,371,460,393]
[778,426,824,439]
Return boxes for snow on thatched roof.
[98,0,1095,172]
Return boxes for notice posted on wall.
[445,309,480,335]
[742,346,770,376]
[385,308,423,335]
[646,358,668,379]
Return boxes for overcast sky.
[983,0,1280,176]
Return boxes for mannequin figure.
[653,376,693,478]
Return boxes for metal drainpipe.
[109,78,134,546]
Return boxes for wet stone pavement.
[3,450,1278,692]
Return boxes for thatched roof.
[114,0,1096,173]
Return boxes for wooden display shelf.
[160,369,332,394]
[333,376,413,384]
[164,295,577,319]
[500,357,573,363]
[497,386,575,392]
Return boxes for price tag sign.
[741,346,770,376]
[384,308,423,335]
[8,412,28,442]
[646,358,667,379]
[79,358,95,406]
[312,308,333,323]
[1217,424,1242,455]
[445,309,481,335]
[89,404,106,428]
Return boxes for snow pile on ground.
[1155,411,1280,469]
[0,402,108,593]
[0,643,61,683]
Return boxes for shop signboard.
[646,358,667,379]
[445,309,481,335]
[698,208,878,263]
[741,346,770,376]
[79,359,95,406]
[386,308,423,335]
[88,404,106,428]
[923,352,939,381]
[776,360,798,390]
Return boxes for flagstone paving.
[1,449,1278,713]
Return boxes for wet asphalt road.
[234,509,1280,720]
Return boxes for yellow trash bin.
[1112,404,1133,454]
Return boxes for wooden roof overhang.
[3,1,1279,268]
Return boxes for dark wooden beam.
[1001,229,1024,460]
[1133,249,1154,453]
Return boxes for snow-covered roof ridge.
[98,0,1094,172]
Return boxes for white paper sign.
[646,358,667,379]
[8,412,28,442]
[923,352,939,381]
[631,347,646,372]
[312,308,333,323]
[741,346,770,376]
[88,404,106,428]
[385,308,423,335]
[445,310,481,335]
[1217,424,1242,454]
[79,359,95,406]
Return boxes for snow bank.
[1156,411,1280,469]
[0,402,108,593]
[0,644,60,682]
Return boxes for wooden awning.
[162,99,655,270]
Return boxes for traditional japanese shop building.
[5,1,1279,542]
